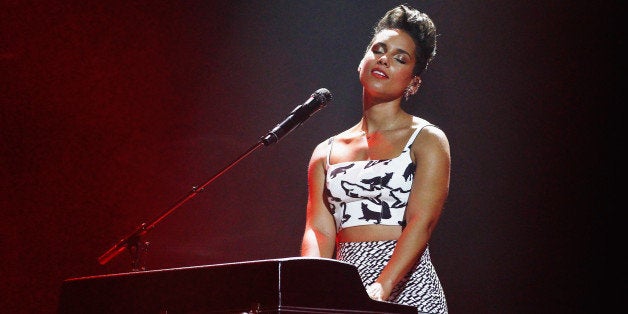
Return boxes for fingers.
[366,282,384,301]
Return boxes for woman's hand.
[366,282,385,301]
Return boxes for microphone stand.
[98,139,266,271]
[98,87,331,271]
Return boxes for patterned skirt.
[336,240,448,314]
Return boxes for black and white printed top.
[325,124,434,233]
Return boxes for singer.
[300,5,450,314]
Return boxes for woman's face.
[359,29,417,101]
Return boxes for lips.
[371,68,388,79]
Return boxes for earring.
[404,84,418,101]
[404,77,421,101]
[403,86,414,101]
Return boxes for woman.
[300,5,449,313]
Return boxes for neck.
[359,102,409,134]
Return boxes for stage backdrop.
[1,1,611,313]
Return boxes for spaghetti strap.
[325,137,335,168]
[407,123,435,148]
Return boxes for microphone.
[261,88,332,146]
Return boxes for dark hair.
[371,4,437,76]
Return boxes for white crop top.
[325,125,433,232]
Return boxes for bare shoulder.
[411,118,450,156]
[309,136,333,167]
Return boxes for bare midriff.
[337,224,403,243]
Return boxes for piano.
[57,257,417,313]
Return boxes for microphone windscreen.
[313,88,333,106]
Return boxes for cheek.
[358,57,368,70]
[396,68,415,84]
[357,58,368,77]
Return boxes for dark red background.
[1,1,612,313]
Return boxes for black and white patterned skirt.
[336,240,448,314]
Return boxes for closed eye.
[372,43,386,54]
[395,57,407,64]
[371,43,411,64]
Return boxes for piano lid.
[58,257,417,313]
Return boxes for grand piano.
[57,257,418,313]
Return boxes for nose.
[377,55,389,67]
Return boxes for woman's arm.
[300,140,337,258]
[369,125,451,300]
